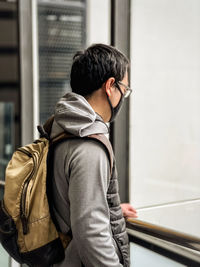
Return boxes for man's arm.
[67,139,122,267]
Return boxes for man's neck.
[85,89,110,122]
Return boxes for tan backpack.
[0,116,113,267]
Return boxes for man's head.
[70,44,131,122]
[70,43,129,96]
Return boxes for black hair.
[70,43,129,96]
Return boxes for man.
[51,44,137,267]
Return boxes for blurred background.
[0,0,200,266]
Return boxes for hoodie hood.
[50,92,109,138]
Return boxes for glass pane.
[0,102,14,200]
[37,0,86,124]
[130,243,186,267]
[130,0,200,237]
[0,1,20,266]
[0,245,10,267]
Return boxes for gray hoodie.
[51,93,123,267]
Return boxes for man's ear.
[104,77,115,97]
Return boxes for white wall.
[130,0,200,236]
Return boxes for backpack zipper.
[17,148,36,235]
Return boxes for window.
[130,0,200,237]
[37,0,86,124]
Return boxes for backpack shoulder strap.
[49,132,114,174]
[51,133,114,174]
[50,132,74,145]
[87,134,114,175]
[38,116,114,174]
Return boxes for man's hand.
[120,203,138,218]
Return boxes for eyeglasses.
[117,81,133,98]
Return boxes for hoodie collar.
[50,92,109,138]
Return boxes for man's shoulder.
[73,136,110,156]
[54,135,110,157]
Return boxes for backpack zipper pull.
[21,214,28,235]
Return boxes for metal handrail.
[126,218,200,264]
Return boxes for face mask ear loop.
[115,82,123,96]
[106,82,125,123]
[106,94,114,122]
